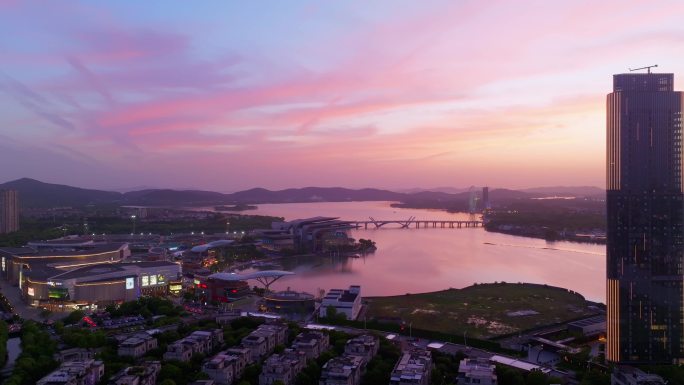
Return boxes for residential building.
[225,347,252,372]
[241,323,288,362]
[108,361,161,385]
[55,348,96,363]
[258,349,307,385]
[293,331,330,360]
[390,349,432,385]
[320,286,362,320]
[0,189,19,234]
[611,365,666,385]
[37,359,105,385]
[319,355,364,385]
[203,352,238,385]
[344,335,378,366]
[118,333,158,358]
[163,341,194,362]
[606,71,684,363]
[457,358,497,385]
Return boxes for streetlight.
[130,215,137,234]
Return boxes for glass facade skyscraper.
[606,72,684,363]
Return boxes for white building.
[320,355,365,385]
[37,359,105,385]
[457,358,497,385]
[241,323,288,362]
[320,285,362,320]
[344,335,378,367]
[292,331,330,360]
[118,333,158,358]
[109,361,161,385]
[390,349,432,385]
[203,352,238,385]
[258,349,307,385]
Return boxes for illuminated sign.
[48,288,69,299]
[27,287,34,296]
[126,277,135,290]
[150,275,157,285]
[142,275,149,287]
[193,279,200,285]
[169,284,182,293]
[157,274,165,284]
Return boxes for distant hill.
[520,186,604,197]
[0,177,603,209]
[123,189,230,205]
[226,187,405,203]
[0,178,122,208]
[395,186,473,194]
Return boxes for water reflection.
[217,202,605,302]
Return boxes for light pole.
[130,215,136,234]
[464,331,468,348]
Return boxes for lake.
[214,201,606,302]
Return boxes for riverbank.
[364,282,603,339]
[484,226,605,244]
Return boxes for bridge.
[353,216,483,229]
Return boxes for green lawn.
[365,282,600,339]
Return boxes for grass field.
[365,282,600,339]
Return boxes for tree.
[63,309,85,325]
[159,380,177,385]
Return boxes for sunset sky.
[1,1,684,191]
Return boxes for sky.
[1,1,684,192]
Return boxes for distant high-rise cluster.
[0,189,19,234]
[482,186,490,210]
[606,72,684,364]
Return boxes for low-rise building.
[163,341,194,362]
[203,352,238,385]
[37,359,105,385]
[344,335,379,366]
[118,333,158,358]
[319,355,365,385]
[164,329,223,361]
[108,361,161,385]
[611,366,666,385]
[226,346,253,369]
[320,286,362,320]
[293,331,330,360]
[241,323,288,362]
[258,349,307,385]
[54,348,96,363]
[389,349,432,385]
[457,358,497,385]
[216,310,242,326]
[567,315,606,337]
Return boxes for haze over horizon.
[2,1,683,191]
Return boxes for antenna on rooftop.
[629,64,658,74]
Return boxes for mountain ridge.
[0,178,602,208]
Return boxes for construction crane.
[629,64,658,74]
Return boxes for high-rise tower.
[0,190,19,234]
[606,72,684,363]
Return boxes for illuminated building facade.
[22,261,181,309]
[606,72,684,363]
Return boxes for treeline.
[0,320,7,367]
[0,213,283,247]
[3,321,58,385]
[318,316,506,352]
